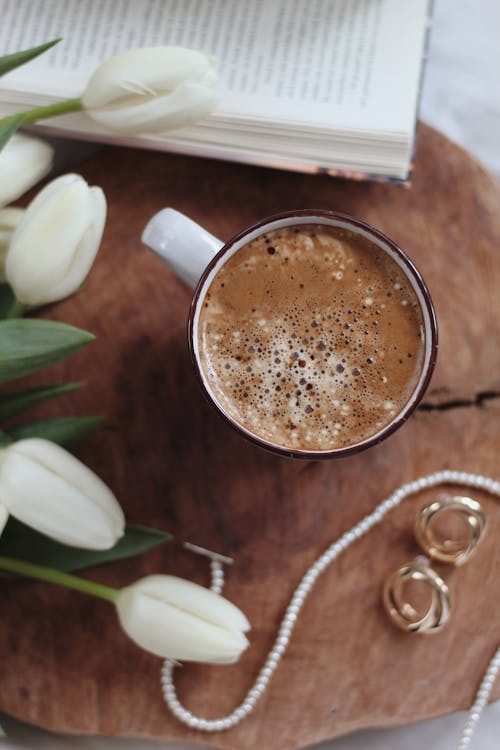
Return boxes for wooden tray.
[0,124,498,749]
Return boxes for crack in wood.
[297,393,499,464]
[419,391,500,412]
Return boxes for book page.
[0,0,430,134]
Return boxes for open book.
[0,0,432,182]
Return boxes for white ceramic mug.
[142,208,437,459]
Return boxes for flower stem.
[0,555,119,603]
[0,97,83,129]
[5,299,27,319]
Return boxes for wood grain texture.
[0,124,498,749]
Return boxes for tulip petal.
[5,174,105,305]
[87,81,218,134]
[47,186,106,301]
[7,175,92,292]
[11,439,124,528]
[116,583,249,663]
[0,207,24,282]
[83,46,218,135]
[19,172,80,222]
[129,574,250,632]
[0,134,53,208]
[0,503,8,536]
[0,438,124,549]
[82,47,215,108]
[0,207,25,232]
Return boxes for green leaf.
[0,39,62,77]
[0,284,16,318]
[0,319,94,384]
[0,113,23,153]
[0,381,85,421]
[7,415,102,446]
[0,520,172,573]
[0,429,13,448]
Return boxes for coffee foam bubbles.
[198,224,425,451]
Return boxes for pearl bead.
[254,680,267,694]
[161,470,500,740]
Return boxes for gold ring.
[415,494,487,566]
[383,557,451,634]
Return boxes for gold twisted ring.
[383,558,451,634]
[415,494,487,566]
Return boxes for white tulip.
[116,574,250,663]
[5,173,106,305]
[82,47,218,135]
[0,438,124,549]
[0,207,24,281]
[0,133,53,208]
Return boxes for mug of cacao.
[142,209,437,459]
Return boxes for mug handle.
[141,208,224,289]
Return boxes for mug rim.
[188,209,438,459]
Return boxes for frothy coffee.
[197,224,425,452]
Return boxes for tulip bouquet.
[0,38,247,733]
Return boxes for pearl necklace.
[161,470,500,747]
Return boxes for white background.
[1,0,499,748]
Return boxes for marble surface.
[421,0,500,178]
[1,0,498,747]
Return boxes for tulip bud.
[0,134,54,208]
[82,47,218,135]
[116,574,250,663]
[0,207,24,281]
[0,438,124,549]
[5,173,106,305]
